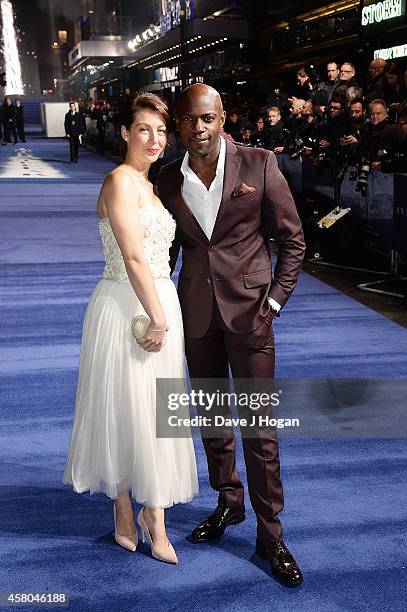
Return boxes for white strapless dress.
[63,203,199,508]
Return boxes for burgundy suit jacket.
[157,139,305,338]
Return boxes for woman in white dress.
[63,93,198,563]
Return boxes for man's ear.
[220,111,226,127]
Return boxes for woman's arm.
[103,170,168,352]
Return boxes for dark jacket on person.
[250,130,268,148]
[317,78,341,102]
[332,77,359,98]
[16,105,24,125]
[380,128,407,172]
[384,85,407,107]
[358,120,404,161]
[158,139,305,337]
[224,118,243,142]
[2,102,16,124]
[64,111,85,137]
[321,112,349,146]
[265,120,285,149]
[366,75,385,102]
[284,116,308,140]
[290,81,313,100]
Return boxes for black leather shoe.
[256,539,303,586]
[190,504,245,543]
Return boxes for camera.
[251,133,267,148]
[355,158,370,196]
[281,128,316,159]
[377,149,407,173]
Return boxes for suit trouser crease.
[69,135,79,161]
[185,294,284,542]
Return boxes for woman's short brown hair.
[121,92,171,131]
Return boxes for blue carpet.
[0,139,406,611]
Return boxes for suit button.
[207,278,212,285]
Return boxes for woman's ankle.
[115,491,132,511]
[144,506,164,523]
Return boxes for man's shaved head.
[177,83,223,114]
[177,83,226,159]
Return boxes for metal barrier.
[276,153,406,302]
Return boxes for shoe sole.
[189,514,246,543]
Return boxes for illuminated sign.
[159,66,178,82]
[361,0,405,26]
[374,43,407,58]
[0,0,24,95]
[159,0,194,33]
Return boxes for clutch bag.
[131,315,166,346]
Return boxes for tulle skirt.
[63,277,199,508]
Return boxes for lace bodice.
[99,203,176,281]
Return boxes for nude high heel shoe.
[113,502,138,552]
[137,508,178,564]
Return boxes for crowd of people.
[1,97,26,145]
[223,59,407,174]
[76,58,407,178]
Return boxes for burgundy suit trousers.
[185,295,284,543]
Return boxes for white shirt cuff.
[268,297,281,312]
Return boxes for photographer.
[377,105,407,173]
[383,63,407,123]
[338,62,359,89]
[265,106,285,152]
[366,58,386,102]
[318,61,341,102]
[358,99,402,165]
[338,99,369,164]
[250,115,268,148]
[276,99,308,156]
[291,66,313,100]
[298,100,319,156]
[318,96,348,152]
[224,108,244,142]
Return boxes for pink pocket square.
[232,182,257,198]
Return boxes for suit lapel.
[211,140,242,243]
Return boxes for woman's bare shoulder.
[101,166,140,194]
[97,167,143,218]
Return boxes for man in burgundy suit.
[158,84,305,586]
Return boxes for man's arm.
[262,151,306,308]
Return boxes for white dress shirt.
[180,137,281,313]
[180,136,226,240]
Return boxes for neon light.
[1,0,24,95]
[361,0,405,26]
[374,43,407,59]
